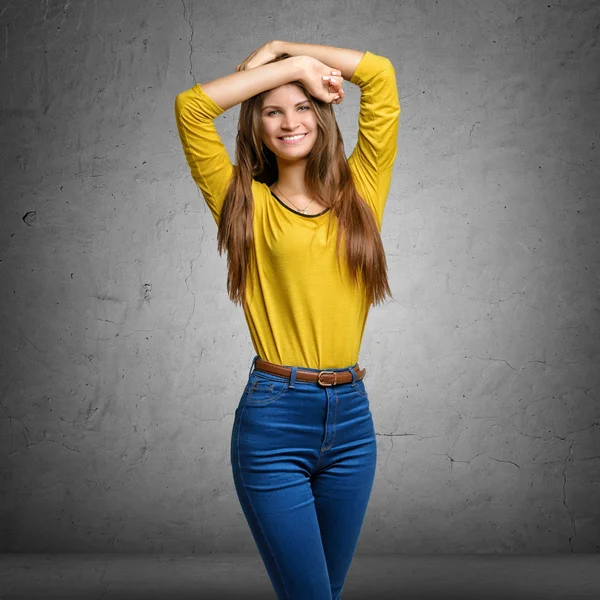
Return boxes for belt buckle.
[317,370,336,387]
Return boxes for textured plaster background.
[0,0,599,554]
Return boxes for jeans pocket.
[245,374,289,406]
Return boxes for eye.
[298,105,310,111]
[266,109,280,116]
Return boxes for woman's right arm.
[174,84,233,224]
[174,57,343,223]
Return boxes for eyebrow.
[262,100,310,111]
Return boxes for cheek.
[259,123,271,147]
[307,116,319,144]
[260,130,276,153]
[308,120,319,146]
[261,119,276,137]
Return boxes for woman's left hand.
[297,56,344,104]
[236,41,279,71]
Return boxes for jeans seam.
[321,396,338,452]
[236,402,289,599]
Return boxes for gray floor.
[2,553,599,599]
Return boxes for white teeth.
[281,134,306,141]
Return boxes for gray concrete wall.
[0,0,598,554]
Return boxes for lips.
[278,133,308,144]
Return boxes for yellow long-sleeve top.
[175,51,400,369]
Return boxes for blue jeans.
[230,358,377,600]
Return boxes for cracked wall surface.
[0,0,599,553]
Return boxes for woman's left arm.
[346,51,400,227]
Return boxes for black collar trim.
[270,192,330,218]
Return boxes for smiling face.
[260,83,318,162]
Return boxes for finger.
[328,80,343,95]
[323,76,342,89]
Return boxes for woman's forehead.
[262,84,308,107]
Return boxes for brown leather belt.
[254,358,366,387]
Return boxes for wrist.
[290,55,311,81]
[270,40,285,55]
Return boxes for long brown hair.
[217,54,391,306]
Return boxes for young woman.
[175,40,399,600]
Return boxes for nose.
[280,111,300,131]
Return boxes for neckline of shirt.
[270,192,330,218]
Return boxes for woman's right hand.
[236,41,279,72]
[298,56,345,104]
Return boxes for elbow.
[174,86,200,119]
[174,91,189,120]
[370,53,396,77]
[379,55,396,74]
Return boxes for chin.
[276,151,311,162]
[272,144,315,162]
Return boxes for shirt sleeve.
[174,84,234,224]
[348,51,400,228]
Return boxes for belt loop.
[248,356,258,378]
[349,365,357,386]
[289,366,298,389]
